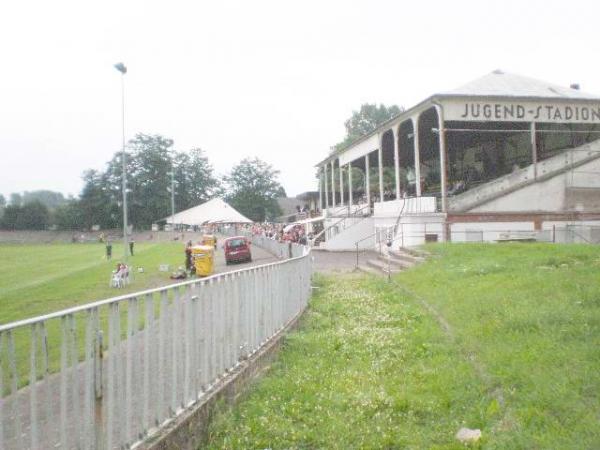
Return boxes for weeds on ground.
[208,243,600,449]
[398,243,600,449]
[207,274,489,449]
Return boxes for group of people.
[104,238,135,260]
[241,222,310,245]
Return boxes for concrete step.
[388,250,424,265]
[400,247,430,258]
[366,258,404,274]
[356,264,385,277]
[376,253,414,269]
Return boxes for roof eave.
[315,95,439,168]
[434,93,600,102]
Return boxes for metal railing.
[312,203,371,245]
[0,238,312,450]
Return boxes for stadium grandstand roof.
[438,69,600,100]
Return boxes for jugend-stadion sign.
[444,100,600,123]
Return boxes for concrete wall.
[449,140,600,213]
[450,221,534,242]
[371,213,447,248]
[470,155,600,212]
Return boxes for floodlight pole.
[170,167,175,230]
[114,62,129,260]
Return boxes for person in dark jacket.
[106,240,113,260]
[185,241,193,272]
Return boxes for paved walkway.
[311,249,378,274]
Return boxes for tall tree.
[22,190,66,209]
[224,157,285,222]
[126,133,174,228]
[333,103,403,152]
[75,134,223,230]
[19,201,50,230]
[0,201,49,230]
[9,193,22,207]
[78,169,119,229]
[53,200,85,230]
[173,147,221,211]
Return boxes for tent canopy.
[164,198,252,225]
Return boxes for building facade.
[315,71,600,249]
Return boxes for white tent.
[164,198,252,225]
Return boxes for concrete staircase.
[358,247,427,276]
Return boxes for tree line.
[0,103,401,231]
[0,133,285,230]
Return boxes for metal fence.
[0,239,312,449]
[389,224,600,246]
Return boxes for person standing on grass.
[106,240,112,260]
[129,238,135,256]
[185,240,193,272]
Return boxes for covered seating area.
[316,70,600,218]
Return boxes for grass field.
[0,241,189,388]
[0,241,186,325]
[207,243,600,449]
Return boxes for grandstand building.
[315,70,600,249]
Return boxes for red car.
[224,236,252,265]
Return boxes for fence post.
[94,329,104,449]
[355,242,359,269]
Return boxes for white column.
[393,127,400,199]
[365,154,371,206]
[331,160,336,208]
[378,137,384,203]
[324,164,329,209]
[348,163,353,206]
[339,159,344,205]
[412,115,421,197]
[531,122,537,179]
[318,168,323,211]
[434,105,448,212]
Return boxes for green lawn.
[0,241,186,325]
[0,241,188,387]
[207,243,600,449]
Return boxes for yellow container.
[202,234,217,248]
[192,245,214,277]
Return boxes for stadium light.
[114,62,129,260]
[167,168,175,231]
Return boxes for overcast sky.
[2,0,600,200]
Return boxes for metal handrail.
[313,203,371,244]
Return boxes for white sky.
[2,0,600,200]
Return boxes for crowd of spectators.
[235,222,311,245]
